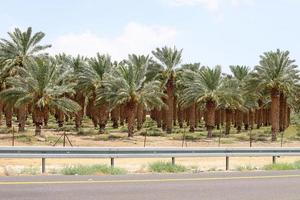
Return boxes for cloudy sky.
[0,0,299,72]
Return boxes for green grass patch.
[77,128,98,136]
[263,160,300,170]
[20,166,40,175]
[61,164,127,175]
[148,161,187,173]
[236,165,257,171]
[94,134,124,141]
[140,127,165,137]
[15,134,36,143]
[46,135,61,144]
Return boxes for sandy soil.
[1,121,300,175]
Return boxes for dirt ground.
[1,118,300,175]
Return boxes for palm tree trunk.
[283,98,288,129]
[256,100,263,129]
[177,105,183,128]
[119,104,125,126]
[173,96,177,126]
[236,110,243,133]
[279,93,285,132]
[232,110,236,127]
[156,109,162,128]
[74,92,85,130]
[126,100,137,137]
[33,106,43,136]
[111,106,120,129]
[225,109,232,135]
[215,109,221,130]
[243,111,249,130]
[43,106,49,126]
[166,76,174,133]
[271,89,280,141]
[249,110,254,130]
[195,104,199,128]
[137,104,143,130]
[98,103,109,134]
[17,105,27,132]
[56,109,64,127]
[87,97,98,128]
[220,109,225,127]
[287,107,291,127]
[4,104,13,128]
[189,103,196,132]
[206,100,216,138]
[0,100,4,126]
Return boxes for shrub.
[148,161,187,173]
[61,164,127,175]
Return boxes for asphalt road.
[0,170,300,200]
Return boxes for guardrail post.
[42,158,46,173]
[225,156,229,170]
[272,156,276,164]
[172,157,175,165]
[110,157,115,168]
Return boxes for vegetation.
[148,161,187,173]
[0,26,299,143]
[263,160,300,170]
[60,164,127,175]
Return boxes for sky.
[0,0,299,73]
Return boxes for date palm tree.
[177,63,201,132]
[0,58,80,135]
[217,75,244,135]
[152,46,182,133]
[0,27,51,131]
[97,54,165,137]
[229,65,250,132]
[77,53,111,133]
[181,65,223,138]
[249,49,299,141]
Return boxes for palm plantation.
[0,58,80,135]
[0,27,299,142]
[97,54,165,136]
[0,27,51,131]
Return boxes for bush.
[61,164,127,175]
[148,161,187,173]
[140,128,165,137]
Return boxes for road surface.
[0,170,300,200]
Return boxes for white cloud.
[165,0,254,12]
[169,0,219,11]
[49,22,178,60]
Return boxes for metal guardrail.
[1,147,300,173]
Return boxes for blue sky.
[0,0,299,72]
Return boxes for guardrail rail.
[1,147,300,173]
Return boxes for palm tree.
[218,76,244,135]
[181,65,223,138]
[152,46,182,133]
[177,63,201,132]
[229,65,250,132]
[78,53,111,133]
[0,27,51,131]
[250,49,299,141]
[64,55,88,130]
[97,54,165,137]
[0,58,80,135]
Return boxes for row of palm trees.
[0,27,299,141]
